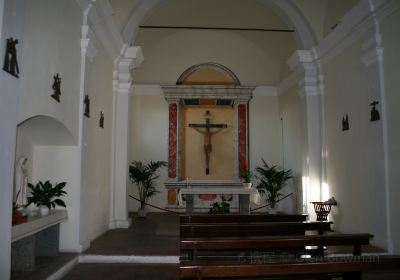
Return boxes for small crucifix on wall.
[189,110,227,175]
[84,95,90,118]
[370,101,380,122]
[99,111,104,128]
[3,37,20,78]
[342,114,349,131]
[51,74,61,102]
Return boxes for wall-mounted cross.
[189,110,227,175]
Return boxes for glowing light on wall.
[322,182,330,201]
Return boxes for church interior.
[1,0,400,279]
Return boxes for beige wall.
[381,8,400,253]
[278,86,303,213]
[249,96,285,211]
[184,107,233,180]
[323,39,387,248]
[132,29,295,85]
[129,94,169,212]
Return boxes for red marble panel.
[238,104,247,174]
[168,103,178,178]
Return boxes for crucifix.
[189,110,227,175]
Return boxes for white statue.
[15,157,28,207]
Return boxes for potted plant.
[27,180,67,216]
[255,159,292,214]
[129,160,167,217]
[240,161,253,188]
[208,201,230,214]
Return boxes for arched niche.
[14,115,76,201]
[176,62,240,86]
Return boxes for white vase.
[137,206,147,217]
[243,182,252,188]
[39,206,50,216]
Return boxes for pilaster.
[110,46,143,229]
[288,50,324,216]
[77,17,98,251]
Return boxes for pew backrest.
[180,214,308,224]
[180,221,333,238]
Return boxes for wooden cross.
[189,111,227,175]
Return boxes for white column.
[287,50,324,216]
[76,15,98,251]
[110,46,143,228]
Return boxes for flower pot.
[39,206,50,216]
[243,182,252,189]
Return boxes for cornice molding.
[76,0,123,59]
[162,85,254,102]
[314,0,400,66]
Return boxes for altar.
[162,83,255,213]
[179,187,260,214]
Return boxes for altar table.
[178,187,260,214]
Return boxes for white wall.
[0,0,26,278]
[85,38,114,241]
[278,86,304,213]
[18,0,82,141]
[129,93,169,212]
[32,146,81,252]
[323,39,387,249]
[381,8,400,253]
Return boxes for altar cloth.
[178,187,260,206]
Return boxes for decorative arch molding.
[121,0,316,49]
[176,62,241,85]
[17,115,76,146]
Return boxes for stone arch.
[176,62,241,85]
[17,115,75,146]
[122,0,317,49]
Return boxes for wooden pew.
[180,221,333,238]
[180,256,400,279]
[180,214,308,224]
[181,233,374,260]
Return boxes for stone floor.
[84,212,179,256]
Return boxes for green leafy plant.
[255,159,292,209]
[239,161,253,183]
[129,160,167,210]
[27,180,67,209]
[208,201,230,214]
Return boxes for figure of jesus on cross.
[189,110,227,175]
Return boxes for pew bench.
[180,255,400,280]
[180,214,308,224]
[181,233,374,261]
[180,221,333,238]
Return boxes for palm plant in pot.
[240,161,253,188]
[27,180,67,216]
[255,159,292,214]
[129,160,167,217]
